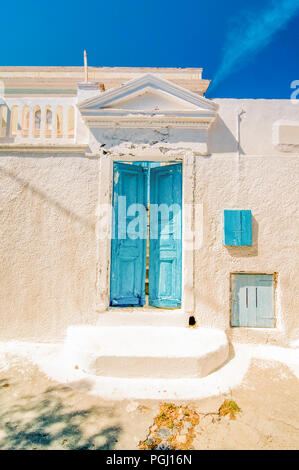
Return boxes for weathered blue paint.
[240,210,252,245]
[149,164,182,307]
[133,162,161,168]
[224,210,252,246]
[110,162,147,306]
[231,274,274,327]
[133,162,161,200]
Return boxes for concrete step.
[96,309,186,327]
[62,326,229,379]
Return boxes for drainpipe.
[237,107,246,161]
[235,107,246,203]
[84,50,88,83]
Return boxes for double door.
[110,162,182,308]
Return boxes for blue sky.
[1,0,299,98]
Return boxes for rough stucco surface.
[195,99,299,346]
[0,155,99,341]
[193,153,299,345]
[210,99,299,155]
[0,98,298,345]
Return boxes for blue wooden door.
[110,162,147,306]
[133,162,161,201]
[149,164,182,307]
[231,274,274,327]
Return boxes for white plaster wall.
[210,99,299,156]
[193,153,299,345]
[0,154,99,341]
[0,98,298,345]
[200,99,299,345]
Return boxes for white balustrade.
[0,99,77,143]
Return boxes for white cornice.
[82,115,214,129]
[81,109,215,117]
[0,144,88,154]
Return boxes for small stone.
[157,427,171,439]
[138,405,150,412]
[147,438,155,444]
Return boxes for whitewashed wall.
[0,154,99,341]
[0,98,298,344]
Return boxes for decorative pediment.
[78,73,218,129]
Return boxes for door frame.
[95,150,196,317]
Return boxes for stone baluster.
[63,105,68,140]
[28,105,34,140]
[40,105,46,140]
[17,105,22,138]
[52,106,57,139]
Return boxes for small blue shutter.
[240,210,252,245]
[231,274,274,327]
[224,210,252,246]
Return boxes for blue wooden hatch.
[231,274,274,327]
[224,210,252,246]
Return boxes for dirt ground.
[0,356,298,450]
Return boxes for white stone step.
[62,326,229,379]
[96,309,186,327]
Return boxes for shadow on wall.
[0,381,121,450]
[225,215,258,258]
[0,164,95,231]
[208,115,245,155]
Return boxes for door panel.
[110,162,147,306]
[149,164,182,307]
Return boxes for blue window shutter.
[224,210,252,246]
[224,210,242,245]
[241,210,252,245]
[255,274,274,327]
[231,274,274,327]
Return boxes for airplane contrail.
[210,0,299,91]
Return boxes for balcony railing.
[0,99,77,144]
